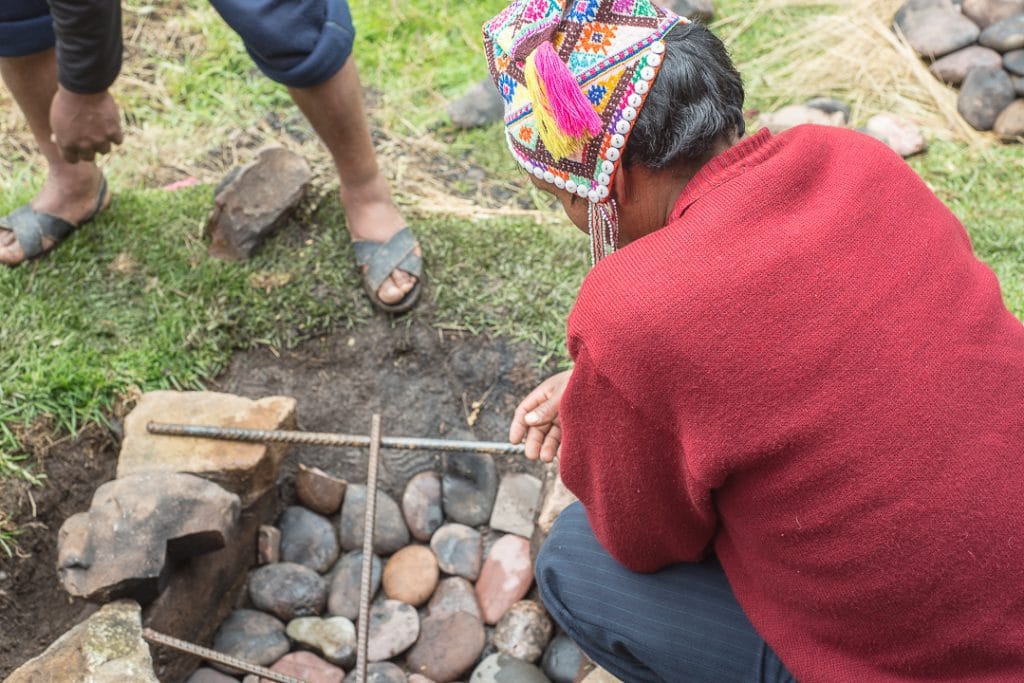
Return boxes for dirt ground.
[0,312,557,677]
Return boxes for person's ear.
[613,164,631,206]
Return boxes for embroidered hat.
[483,0,684,206]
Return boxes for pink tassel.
[533,42,602,139]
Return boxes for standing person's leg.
[0,1,109,266]
[208,0,421,312]
[536,502,795,683]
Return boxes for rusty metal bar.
[354,414,382,683]
[142,627,305,683]
[147,422,526,456]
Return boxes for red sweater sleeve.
[559,338,717,573]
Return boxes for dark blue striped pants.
[535,502,795,683]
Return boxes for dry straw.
[728,0,989,147]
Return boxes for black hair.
[623,22,745,169]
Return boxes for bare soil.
[0,313,556,678]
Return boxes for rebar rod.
[354,414,382,683]
[142,628,305,683]
[147,422,526,455]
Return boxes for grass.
[1,0,1022,551]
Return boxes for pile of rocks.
[896,0,1024,139]
[194,462,585,683]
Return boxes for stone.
[475,534,534,625]
[928,45,1004,84]
[963,0,1024,27]
[442,452,499,527]
[143,489,277,683]
[258,525,281,564]
[863,114,928,157]
[406,612,487,683]
[894,0,956,32]
[286,616,357,668]
[383,544,440,606]
[279,505,340,574]
[994,98,1024,137]
[580,667,622,683]
[492,601,553,663]
[367,662,409,683]
[428,576,482,621]
[535,467,577,540]
[470,653,552,683]
[661,0,715,23]
[206,146,311,260]
[1005,48,1024,74]
[262,651,345,683]
[409,676,437,683]
[979,14,1024,51]
[187,668,239,683]
[430,523,483,581]
[249,562,327,621]
[755,104,845,134]
[805,96,852,124]
[542,634,586,683]
[959,67,1017,129]
[402,471,444,542]
[489,473,543,538]
[447,78,504,129]
[212,609,289,669]
[118,390,297,506]
[328,550,383,619]
[295,464,348,516]
[1014,73,1024,94]
[367,599,420,662]
[900,8,980,57]
[6,600,158,683]
[339,484,410,555]
[57,473,239,603]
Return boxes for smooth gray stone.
[894,0,956,31]
[805,96,852,124]
[958,67,1017,129]
[327,550,382,620]
[447,79,504,129]
[1005,48,1024,74]
[900,8,980,57]
[339,485,410,555]
[962,0,1024,28]
[212,609,289,669]
[541,634,586,683]
[470,653,551,683]
[367,662,408,683]
[430,523,483,581]
[402,471,444,542]
[980,14,1024,51]
[278,505,339,573]
[286,615,357,668]
[929,45,1004,84]
[443,452,498,527]
[248,562,327,621]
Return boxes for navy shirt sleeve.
[48,0,122,93]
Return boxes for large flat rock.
[118,390,296,505]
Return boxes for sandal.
[1,176,110,266]
[352,225,424,314]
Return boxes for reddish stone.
[474,534,534,625]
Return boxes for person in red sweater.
[485,2,1024,681]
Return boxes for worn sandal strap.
[7,206,77,259]
[2,177,108,260]
[353,226,423,293]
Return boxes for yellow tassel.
[524,49,588,160]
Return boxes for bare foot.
[0,162,107,266]
[339,174,421,306]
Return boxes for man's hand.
[510,369,572,463]
[49,86,123,163]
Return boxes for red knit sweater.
[560,125,1024,682]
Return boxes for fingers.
[523,423,550,461]
[540,424,561,463]
[510,384,549,444]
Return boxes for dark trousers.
[535,502,796,683]
[0,0,354,88]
